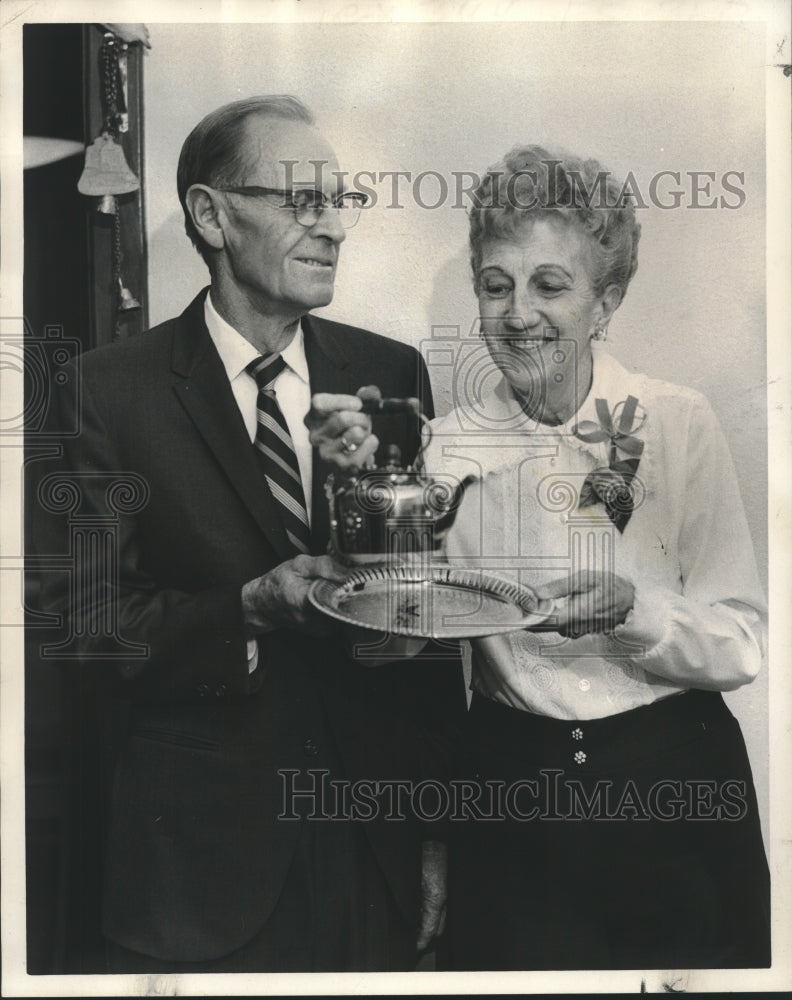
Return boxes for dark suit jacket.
[35,289,465,962]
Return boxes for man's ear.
[185,185,226,251]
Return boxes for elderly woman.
[308,145,769,971]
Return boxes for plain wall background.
[142,20,768,835]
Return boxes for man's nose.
[310,204,347,243]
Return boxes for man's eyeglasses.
[213,185,369,229]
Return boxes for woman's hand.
[305,386,381,471]
[535,570,635,638]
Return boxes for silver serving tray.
[308,565,555,639]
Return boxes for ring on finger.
[340,436,359,454]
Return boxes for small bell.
[78,132,139,196]
[117,278,141,311]
[97,194,117,214]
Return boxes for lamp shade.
[24,136,85,170]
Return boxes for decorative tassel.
[117,278,141,312]
[97,194,117,215]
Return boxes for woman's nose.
[502,292,540,332]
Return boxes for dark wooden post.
[82,24,148,346]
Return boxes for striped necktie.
[246,354,312,555]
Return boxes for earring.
[591,322,608,342]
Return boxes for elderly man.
[35,95,464,973]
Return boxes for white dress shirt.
[204,293,313,671]
[204,292,313,511]
[423,346,767,720]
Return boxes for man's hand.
[241,554,348,636]
[534,569,635,639]
[305,386,381,471]
[417,840,448,953]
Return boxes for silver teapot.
[325,398,470,566]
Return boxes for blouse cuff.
[247,638,259,674]
[613,583,671,657]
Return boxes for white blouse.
[422,347,766,720]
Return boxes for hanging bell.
[78,132,139,196]
[117,278,141,311]
[97,194,117,215]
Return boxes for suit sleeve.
[32,363,255,704]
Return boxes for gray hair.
[468,144,641,300]
[177,95,315,262]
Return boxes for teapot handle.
[358,396,420,416]
[358,396,433,471]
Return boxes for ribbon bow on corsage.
[572,395,646,533]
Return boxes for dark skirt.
[446,689,770,970]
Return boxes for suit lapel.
[170,291,295,564]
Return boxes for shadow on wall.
[147,210,208,320]
[425,247,474,420]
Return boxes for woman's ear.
[599,283,623,324]
[185,185,226,251]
